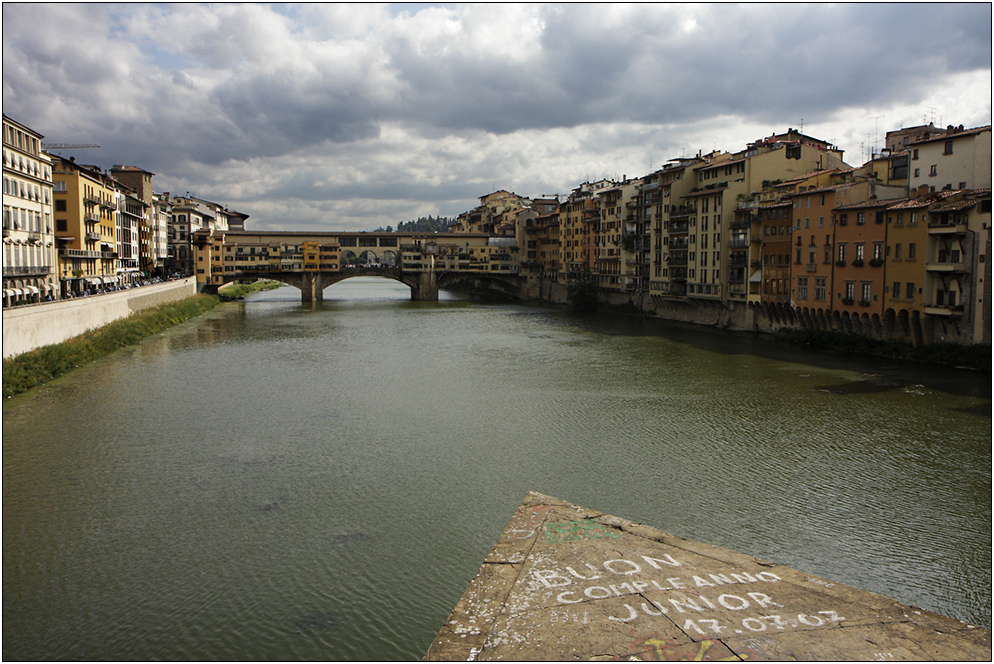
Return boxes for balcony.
[3,265,53,276]
[669,206,697,220]
[928,221,968,235]
[926,261,965,273]
[668,222,689,235]
[87,213,101,223]
[806,263,817,273]
[60,248,101,259]
[728,238,749,249]
[923,304,963,317]
[730,215,759,229]
[85,232,102,242]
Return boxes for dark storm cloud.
[2,3,990,231]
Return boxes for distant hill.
[372,216,453,233]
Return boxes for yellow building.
[51,155,119,295]
[882,189,964,344]
[648,157,703,298]
[687,133,849,306]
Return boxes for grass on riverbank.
[3,280,285,399]
[772,328,990,372]
[3,294,220,399]
[218,279,282,299]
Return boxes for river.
[3,277,990,660]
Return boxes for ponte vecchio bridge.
[193,230,526,302]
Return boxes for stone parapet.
[2,278,197,358]
[425,492,991,661]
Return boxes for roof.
[777,168,841,186]
[835,198,907,211]
[884,190,960,210]
[783,183,848,197]
[907,125,991,146]
[930,199,978,213]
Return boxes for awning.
[748,270,763,283]
[3,289,16,298]
[10,288,23,296]
[86,277,103,285]
[24,286,39,295]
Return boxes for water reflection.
[3,278,990,661]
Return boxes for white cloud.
[3,3,990,232]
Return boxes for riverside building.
[3,114,57,305]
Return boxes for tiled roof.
[930,199,977,212]
[884,190,959,209]
[783,183,848,197]
[907,125,991,146]
[777,168,840,186]
[834,198,907,211]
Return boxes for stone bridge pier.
[293,269,439,303]
[409,270,439,301]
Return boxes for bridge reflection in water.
[193,230,526,301]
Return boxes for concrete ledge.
[425,492,991,661]
[2,278,198,358]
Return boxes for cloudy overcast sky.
[3,3,991,232]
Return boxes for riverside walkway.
[425,492,990,661]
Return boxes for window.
[943,140,953,155]
[914,168,920,177]
[929,165,937,176]
[912,148,919,160]
[908,243,916,259]
[814,277,826,301]
[906,282,915,299]
[797,276,808,299]
[894,243,902,259]
[837,243,847,263]
[855,243,865,261]
[838,213,848,226]
[56,219,67,232]
[856,212,865,225]
[873,242,883,260]
[861,282,872,302]
[818,215,824,228]
[892,281,900,297]
[845,281,855,301]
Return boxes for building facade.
[3,114,57,305]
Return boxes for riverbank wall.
[523,273,990,348]
[2,278,197,359]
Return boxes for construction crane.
[41,143,100,150]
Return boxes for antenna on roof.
[42,143,100,150]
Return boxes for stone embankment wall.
[2,278,198,359]
[523,274,987,345]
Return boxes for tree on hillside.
[372,216,453,233]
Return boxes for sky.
[3,3,991,232]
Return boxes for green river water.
[3,278,990,660]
